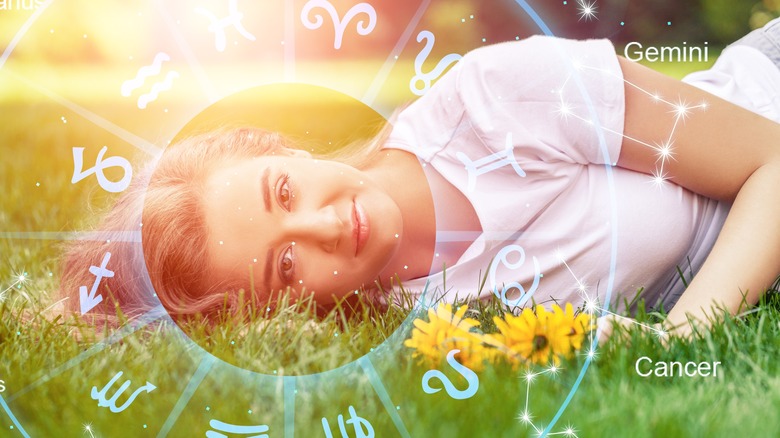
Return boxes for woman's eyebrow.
[261,167,271,212]
[263,247,274,294]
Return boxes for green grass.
[3,57,780,437]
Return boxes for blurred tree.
[749,0,780,28]
[700,0,753,43]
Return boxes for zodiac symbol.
[409,30,462,96]
[321,405,374,438]
[422,349,480,400]
[90,371,156,413]
[72,146,133,193]
[195,0,256,52]
[301,0,377,50]
[456,132,525,192]
[78,251,112,315]
[120,52,179,109]
[206,419,270,438]
[488,244,541,307]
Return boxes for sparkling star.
[657,142,673,162]
[577,0,598,21]
[83,423,96,438]
[518,409,534,424]
[649,170,668,187]
[583,297,599,314]
[556,101,574,120]
[671,99,692,121]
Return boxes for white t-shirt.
[384,36,780,312]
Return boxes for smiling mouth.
[353,199,370,257]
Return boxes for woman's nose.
[287,205,343,252]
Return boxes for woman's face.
[202,149,404,303]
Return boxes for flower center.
[532,334,548,351]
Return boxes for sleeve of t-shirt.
[455,35,626,166]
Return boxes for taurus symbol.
[90,371,156,413]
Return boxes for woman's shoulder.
[453,36,622,104]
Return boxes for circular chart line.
[508,0,619,435]
[0,0,52,71]
[0,395,31,437]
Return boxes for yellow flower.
[555,302,594,350]
[403,303,491,370]
[488,305,579,366]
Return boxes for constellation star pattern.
[518,365,579,437]
[554,60,707,187]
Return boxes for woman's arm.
[616,57,780,337]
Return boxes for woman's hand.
[596,314,668,345]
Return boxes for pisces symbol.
[90,371,156,413]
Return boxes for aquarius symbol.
[72,146,133,193]
[195,0,256,52]
[488,244,541,307]
[321,405,374,438]
[120,52,179,109]
[206,419,269,438]
[456,132,525,192]
[301,0,377,50]
[422,349,479,400]
[78,251,112,315]
[410,30,462,96]
[90,371,156,413]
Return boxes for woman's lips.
[353,199,370,257]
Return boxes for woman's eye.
[279,246,294,283]
[278,175,292,210]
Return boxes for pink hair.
[60,121,392,323]
[60,128,290,321]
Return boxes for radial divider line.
[7,305,167,403]
[153,0,219,104]
[2,69,162,157]
[283,376,296,438]
[0,395,30,438]
[0,231,142,243]
[284,0,296,82]
[157,354,216,438]
[357,357,411,438]
[361,0,431,106]
[0,0,51,71]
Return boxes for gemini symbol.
[456,132,525,192]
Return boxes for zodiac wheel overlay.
[0,0,647,436]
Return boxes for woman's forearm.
[616,57,780,336]
[665,162,780,335]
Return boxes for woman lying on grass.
[60,20,780,340]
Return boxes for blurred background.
[0,0,776,276]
